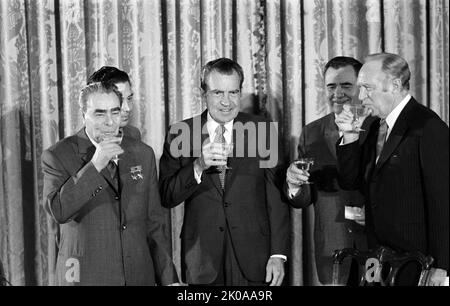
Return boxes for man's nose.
[334,86,344,97]
[220,94,231,105]
[122,101,130,112]
[105,113,114,126]
[358,87,366,101]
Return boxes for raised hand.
[91,137,124,172]
[194,140,228,172]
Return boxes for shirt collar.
[85,128,100,149]
[385,94,411,130]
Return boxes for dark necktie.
[214,124,226,189]
[376,119,388,162]
[107,161,119,190]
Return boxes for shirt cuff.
[193,164,203,184]
[270,254,287,262]
[288,186,301,198]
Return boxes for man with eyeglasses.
[159,58,289,286]
[88,66,141,140]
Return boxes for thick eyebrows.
[93,107,121,114]
[327,81,354,87]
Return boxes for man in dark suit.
[159,58,289,286]
[88,66,141,140]
[42,82,178,285]
[285,57,368,285]
[336,53,448,286]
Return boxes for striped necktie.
[214,124,226,189]
[106,161,119,190]
[376,119,388,163]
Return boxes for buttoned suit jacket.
[337,98,449,271]
[42,129,177,285]
[159,111,290,284]
[287,113,370,284]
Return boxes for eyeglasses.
[207,89,241,100]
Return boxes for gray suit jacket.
[42,128,177,285]
[288,113,370,284]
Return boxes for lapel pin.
[130,165,143,180]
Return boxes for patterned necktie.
[376,119,388,162]
[107,161,119,190]
[214,124,226,189]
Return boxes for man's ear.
[392,78,402,92]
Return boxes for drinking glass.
[350,104,368,132]
[217,142,233,170]
[293,157,314,184]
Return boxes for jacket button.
[122,225,127,230]
[224,202,229,207]
[115,196,120,200]
[348,228,353,233]
[219,227,224,232]
[99,186,103,190]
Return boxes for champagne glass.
[99,129,122,163]
[293,157,314,184]
[112,129,123,163]
[350,104,368,132]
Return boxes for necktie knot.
[107,161,118,180]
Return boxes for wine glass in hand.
[293,157,314,184]
[350,104,369,132]
[217,142,233,170]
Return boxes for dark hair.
[365,53,411,90]
[200,58,244,92]
[78,82,123,113]
[87,66,130,86]
[324,56,362,78]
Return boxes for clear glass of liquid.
[293,157,314,184]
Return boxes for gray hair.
[78,82,123,113]
[365,53,411,90]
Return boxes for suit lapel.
[76,128,96,164]
[374,98,414,174]
[323,113,340,159]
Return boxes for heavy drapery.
[0,0,448,285]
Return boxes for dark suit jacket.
[42,129,177,285]
[288,113,370,284]
[337,98,449,271]
[159,111,290,284]
[122,125,141,140]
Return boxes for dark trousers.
[191,224,266,286]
